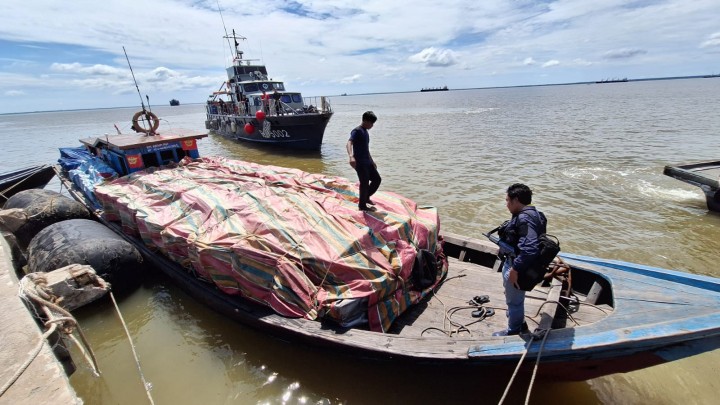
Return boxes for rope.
[525,329,551,405]
[497,337,533,405]
[0,164,50,199]
[0,323,58,397]
[19,274,100,374]
[109,291,155,405]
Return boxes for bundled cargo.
[94,157,447,332]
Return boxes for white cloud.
[602,48,648,59]
[0,1,719,112]
[339,74,362,84]
[4,90,25,96]
[542,60,560,68]
[408,47,458,67]
[700,32,720,48]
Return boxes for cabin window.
[281,95,292,103]
[292,94,302,103]
[160,150,175,164]
[244,83,258,92]
[142,152,159,168]
[273,83,285,91]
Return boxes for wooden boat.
[205,30,333,150]
[0,164,55,205]
[53,121,720,381]
[663,160,720,212]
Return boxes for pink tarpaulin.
[94,156,447,332]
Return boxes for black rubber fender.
[27,219,144,293]
[4,189,91,248]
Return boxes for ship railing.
[206,96,332,117]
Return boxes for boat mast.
[225,29,246,65]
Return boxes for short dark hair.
[507,183,532,205]
[362,111,377,123]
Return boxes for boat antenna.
[216,0,234,58]
[123,46,147,113]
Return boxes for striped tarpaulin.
[95,156,447,332]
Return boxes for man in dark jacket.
[346,111,381,211]
[494,183,547,336]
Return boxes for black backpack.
[516,234,560,291]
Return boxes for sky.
[1,0,719,114]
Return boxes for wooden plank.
[442,232,499,255]
[535,277,563,332]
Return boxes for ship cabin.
[207,62,313,117]
[79,130,208,176]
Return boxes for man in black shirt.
[346,111,381,211]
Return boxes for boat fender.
[131,110,160,134]
[231,120,237,133]
[27,219,144,294]
[4,189,91,248]
[205,120,211,130]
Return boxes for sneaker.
[367,199,376,205]
[359,205,376,212]
[492,322,529,336]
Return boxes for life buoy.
[131,110,160,134]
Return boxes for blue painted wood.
[468,253,720,363]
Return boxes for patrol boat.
[205,31,333,151]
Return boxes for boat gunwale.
[51,165,720,372]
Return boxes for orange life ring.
[131,110,160,134]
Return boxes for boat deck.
[390,257,613,338]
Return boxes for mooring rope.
[0,165,49,200]
[0,323,58,397]
[524,328,551,405]
[109,291,155,405]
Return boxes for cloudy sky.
[1,0,719,113]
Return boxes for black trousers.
[355,162,382,207]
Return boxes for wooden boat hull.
[54,166,720,380]
[0,165,55,204]
[663,160,720,211]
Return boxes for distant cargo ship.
[420,86,448,92]
[595,78,628,83]
[169,99,180,106]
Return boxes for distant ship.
[169,99,180,106]
[421,86,448,92]
[595,78,628,83]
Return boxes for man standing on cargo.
[494,183,547,336]
[347,111,381,211]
